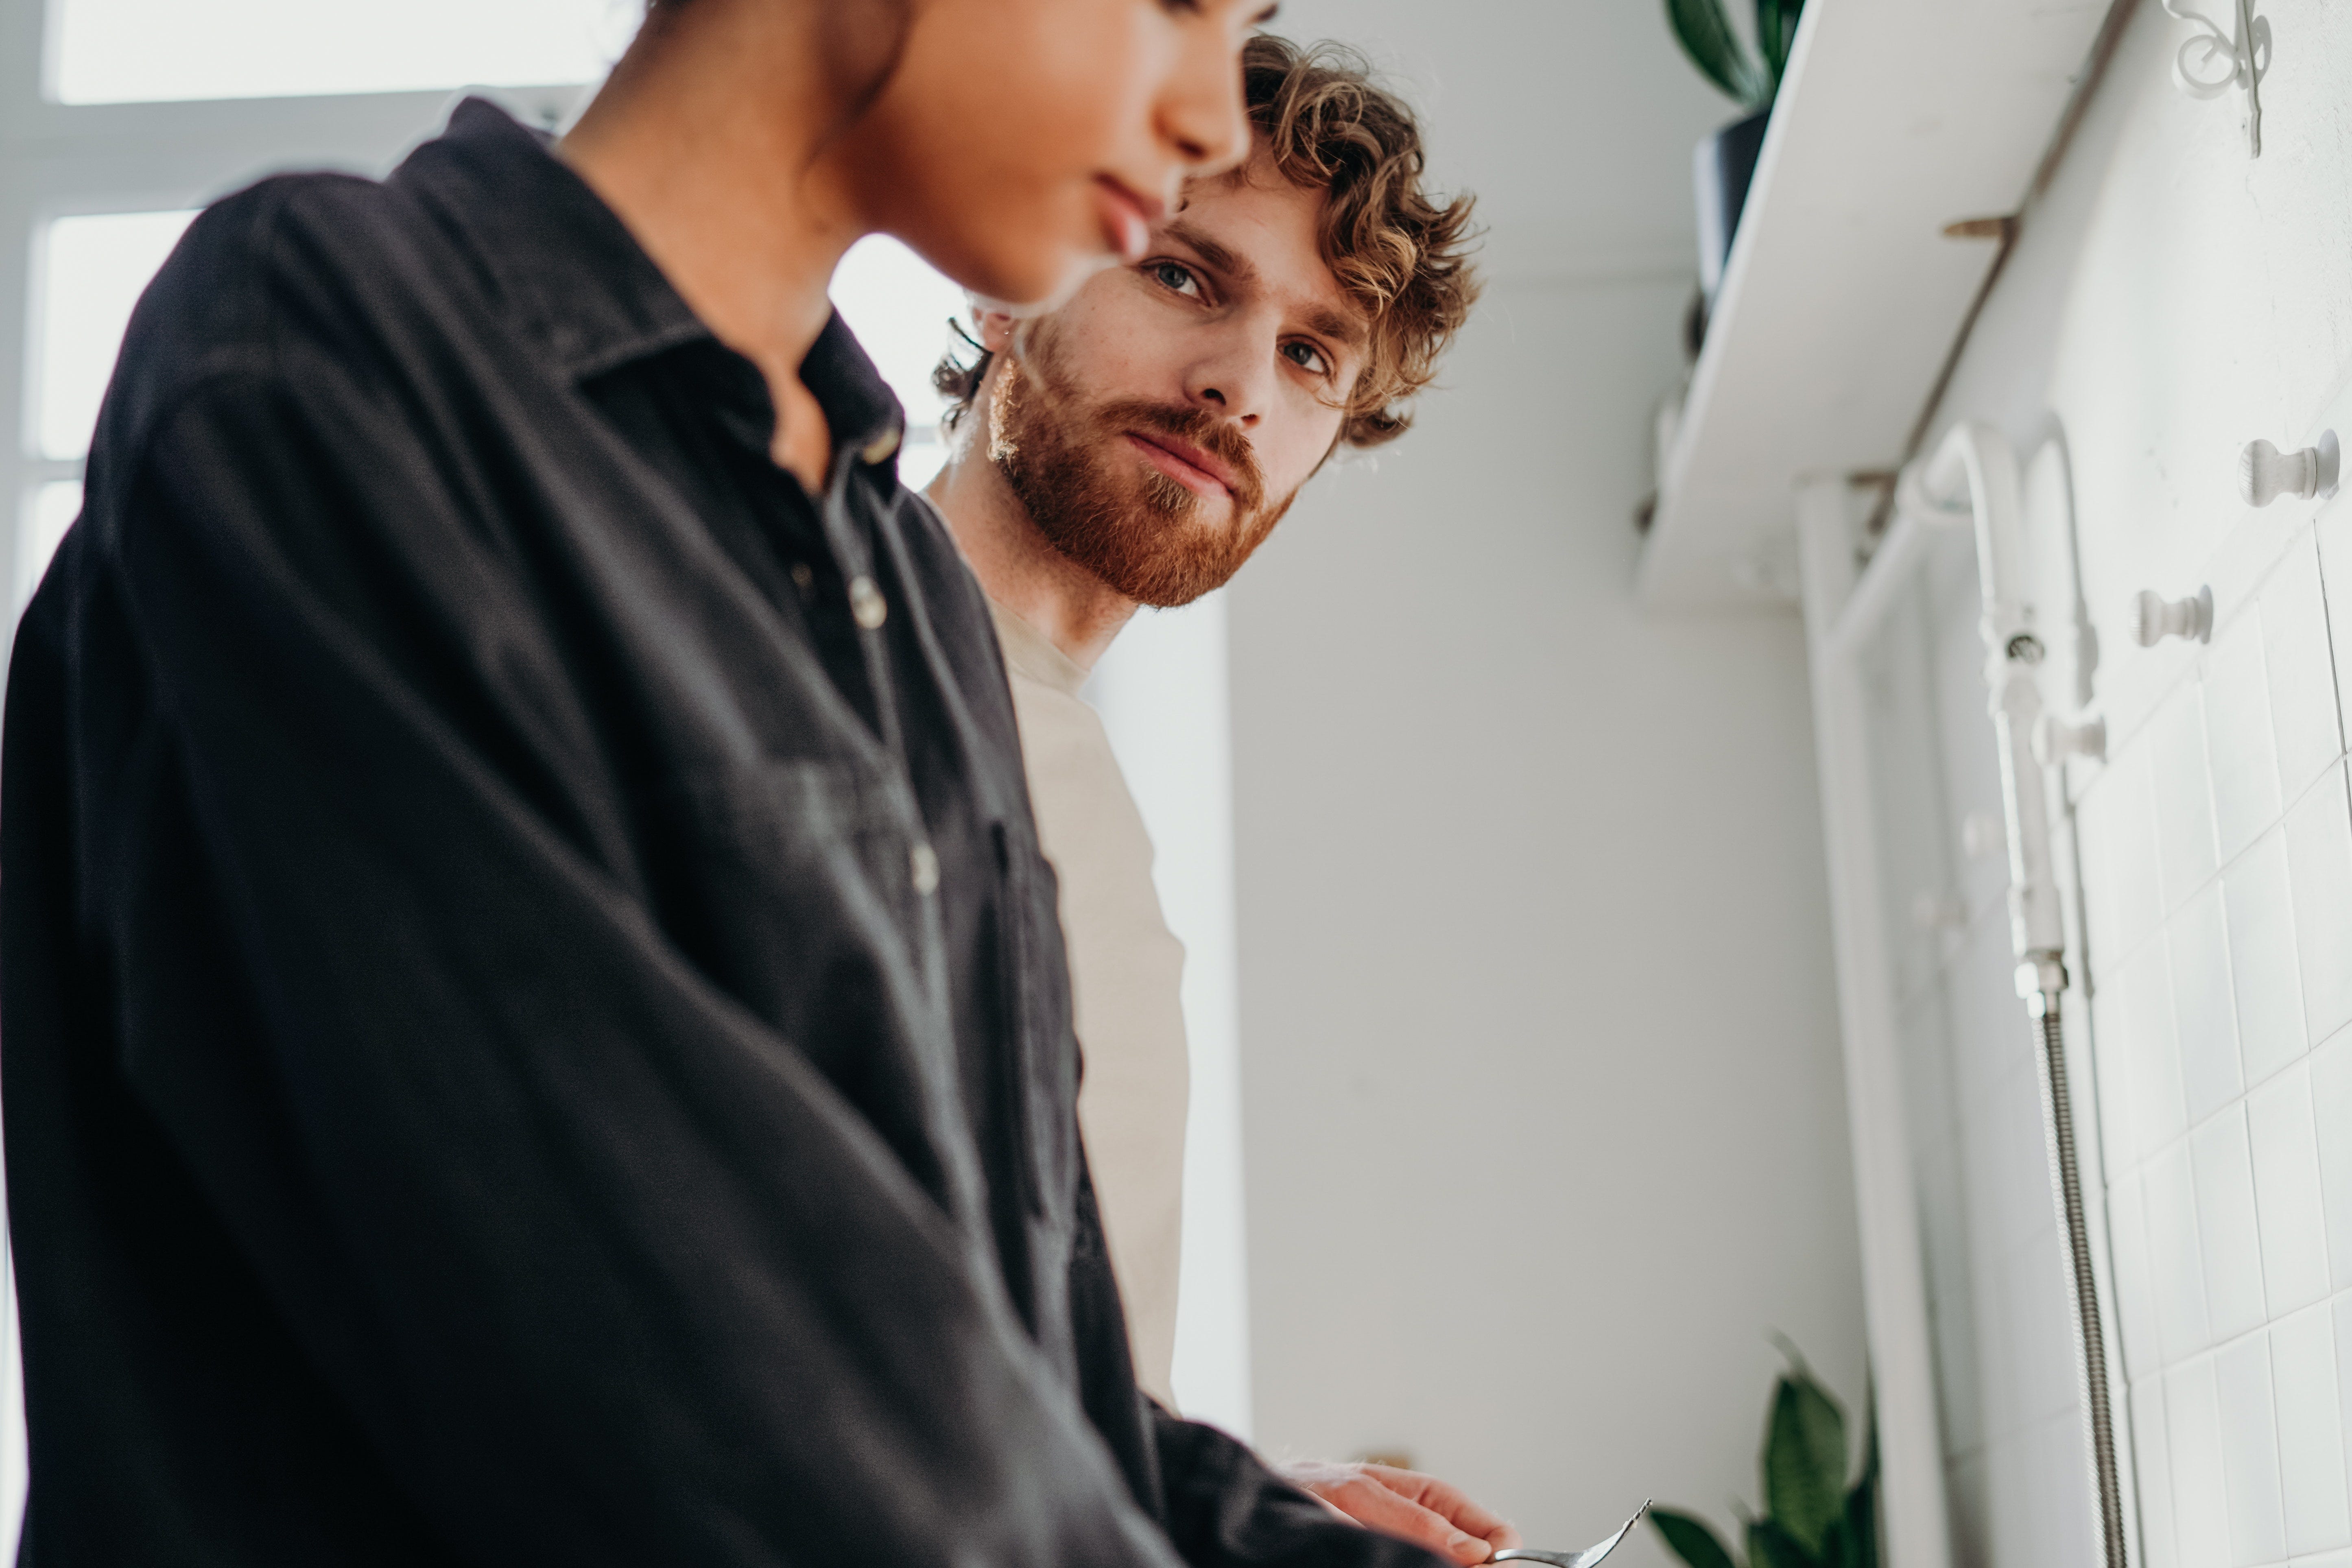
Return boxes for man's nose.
[1185,331,1276,428]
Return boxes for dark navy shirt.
[2,98,1443,1568]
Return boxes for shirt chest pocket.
[662,758,932,1053]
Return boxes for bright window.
[18,482,83,610]
[33,210,198,461]
[50,0,641,104]
[828,235,971,491]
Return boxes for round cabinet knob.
[2033,711,2108,766]
[2127,585,2213,646]
[2240,430,2341,506]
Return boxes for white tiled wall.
[1869,512,2352,1568]
[2079,522,2352,1568]
[1842,6,2352,1564]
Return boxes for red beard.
[987,328,1295,608]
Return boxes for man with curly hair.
[924,34,1500,1565]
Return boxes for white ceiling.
[1268,0,1745,286]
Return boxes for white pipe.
[1825,492,1970,664]
[1919,422,2067,983]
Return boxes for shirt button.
[849,575,887,630]
[789,561,814,600]
[909,842,939,896]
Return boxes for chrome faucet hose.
[2030,993,2127,1568]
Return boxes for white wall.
[1852,5,2352,1566]
[1225,274,1869,1556]
[1089,596,1256,1438]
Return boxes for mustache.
[1098,398,1266,511]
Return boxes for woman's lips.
[1093,177,1158,264]
[1123,432,1233,501]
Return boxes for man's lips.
[1123,430,1238,500]
[1093,176,1164,264]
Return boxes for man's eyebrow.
[1305,304,1369,350]
[1164,219,1369,350]
[1165,219,1256,287]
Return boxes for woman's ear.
[973,305,1018,354]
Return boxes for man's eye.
[1284,341,1331,377]
[1151,261,1202,297]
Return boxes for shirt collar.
[393,97,904,463]
[986,599,1090,699]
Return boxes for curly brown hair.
[935,34,1480,450]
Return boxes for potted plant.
[1668,0,1806,304]
[1650,1345,1880,1568]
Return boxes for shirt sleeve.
[92,360,1186,1568]
[1150,1409,1467,1568]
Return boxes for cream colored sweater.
[988,601,1189,1408]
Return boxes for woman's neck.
[559,1,863,489]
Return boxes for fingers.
[1276,1459,1523,1562]
[1310,1471,1502,1564]
[1359,1464,1523,1554]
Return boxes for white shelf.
[1637,0,2116,611]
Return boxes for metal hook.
[2162,0,2268,155]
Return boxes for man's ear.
[972,305,1018,354]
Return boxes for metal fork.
[1488,1500,1651,1568]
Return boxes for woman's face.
[853,0,1267,308]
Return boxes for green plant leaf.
[1841,1461,1879,1568]
[1842,1387,1880,1568]
[1763,1369,1848,1553]
[1753,0,1786,81]
[1651,1508,1741,1568]
[1748,1516,1821,1568]
[1753,0,1805,90]
[1665,0,1763,105]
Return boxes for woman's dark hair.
[936,34,1481,450]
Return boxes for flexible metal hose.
[2029,996,2128,1568]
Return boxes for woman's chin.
[894,189,1122,313]
[920,214,1114,315]
[985,247,1116,318]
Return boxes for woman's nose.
[1158,14,1252,178]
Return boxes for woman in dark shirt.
[2,2,1450,1566]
